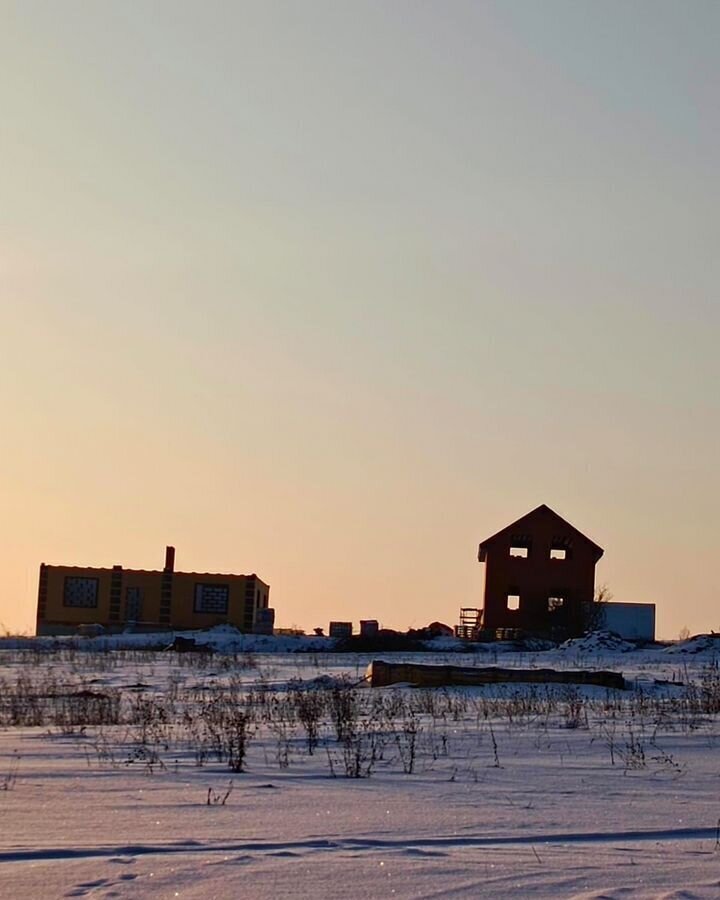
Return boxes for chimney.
[164,545,175,573]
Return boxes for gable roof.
[478,504,604,562]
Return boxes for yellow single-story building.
[36,546,273,636]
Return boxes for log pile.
[367,660,625,690]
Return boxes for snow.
[8,624,339,654]
[557,631,636,655]
[664,633,720,655]
[2,638,720,898]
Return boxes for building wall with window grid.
[37,565,270,635]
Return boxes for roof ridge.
[478,504,603,560]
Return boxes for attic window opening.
[550,548,567,560]
[548,596,565,612]
[507,594,520,611]
[509,546,529,558]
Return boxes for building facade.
[478,504,604,637]
[36,545,272,636]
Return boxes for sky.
[1,0,717,638]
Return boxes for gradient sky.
[1,1,717,638]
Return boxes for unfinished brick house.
[478,504,604,638]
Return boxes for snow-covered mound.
[420,635,473,652]
[0,627,338,654]
[0,636,37,650]
[558,631,634,654]
[521,638,557,652]
[664,634,720,655]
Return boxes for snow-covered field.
[2,633,720,899]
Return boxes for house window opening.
[509,546,529,558]
[507,594,520,611]
[125,587,143,621]
[194,583,229,615]
[63,577,99,608]
[548,596,565,612]
[550,548,567,560]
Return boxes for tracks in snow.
[1,826,718,864]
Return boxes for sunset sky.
[1,1,717,638]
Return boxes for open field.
[2,635,720,898]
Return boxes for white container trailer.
[600,602,655,641]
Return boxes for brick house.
[478,504,603,637]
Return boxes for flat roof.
[41,564,267,582]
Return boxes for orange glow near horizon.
[1,3,718,639]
